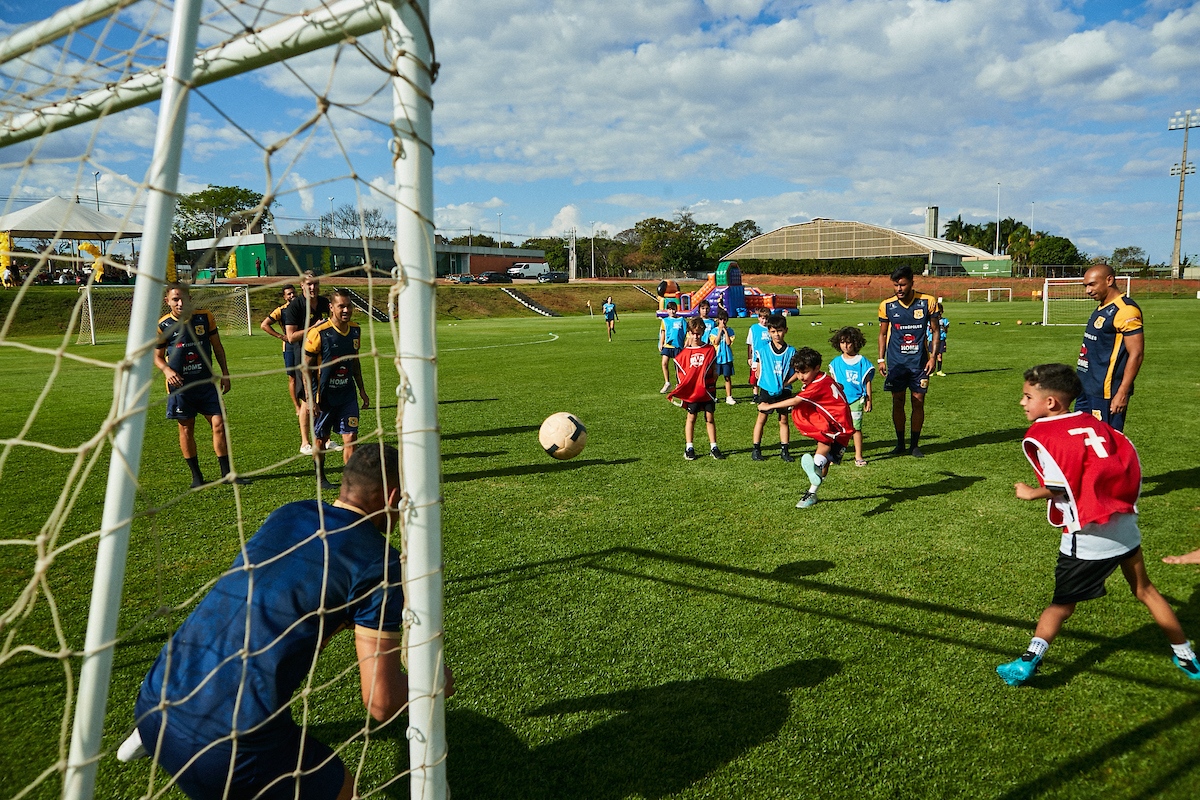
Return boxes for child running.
[750,313,797,462]
[658,301,686,393]
[668,317,725,460]
[758,347,855,508]
[710,308,737,405]
[996,363,1199,686]
[828,326,875,466]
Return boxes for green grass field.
[2,295,1199,798]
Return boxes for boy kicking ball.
[757,347,854,508]
[997,363,1199,686]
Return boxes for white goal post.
[76,284,252,345]
[794,287,825,308]
[0,1,445,799]
[1042,276,1131,325]
[967,287,1012,302]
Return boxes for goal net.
[795,287,825,309]
[0,2,446,800]
[77,284,252,345]
[966,287,1012,303]
[1042,276,1131,325]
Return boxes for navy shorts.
[661,347,679,358]
[1074,393,1126,432]
[1052,546,1138,605]
[314,399,360,439]
[135,715,345,800]
[758,389,793,418]
[883,363,929,395]
[283,346,299,372]
[166,382,223,421]
[716,361,734,377]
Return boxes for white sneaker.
[117,729,147,762]
[660,382,671,394]
[725,396,736,405]
[300,443,313,455]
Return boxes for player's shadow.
[918,426,1026,455]
[439,398,499,405]
[442,450,507,461]
[443,458,639,483]
[442,424,540,441]
[819,471,986,517]
[445,657,841,799]
[1141,466,1200,499]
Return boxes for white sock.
[813,453,829,469]
[710,442,718,450]
[808,484,820,493]
[1028,637,1049,657]
[1172,641,1197,661]
[686,441,693,450]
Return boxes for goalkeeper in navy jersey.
[304,288,369,489]
[877,265,940,458]
[154,283,241,487]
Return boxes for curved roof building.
[726,219,993,267]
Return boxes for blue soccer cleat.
[1174,655,1200,680]
[796,491,818,509]
[801,454,824,489]
[996,652,1041,686]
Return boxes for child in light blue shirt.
[709,308,737,405]
[828,326,874,466]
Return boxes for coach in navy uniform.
[877,265,941,458]
[1075,264,1143,432]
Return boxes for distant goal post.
[794,287,825,309]
[1042,276,1131,325]
[966,287,1012,302]
[76,283,252,345]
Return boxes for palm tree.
[942,215,965,242]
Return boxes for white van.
[506,262,550,279]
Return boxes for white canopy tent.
[0,195,143,241]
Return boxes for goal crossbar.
[0,0,392,148]
[1041,276,1131,325]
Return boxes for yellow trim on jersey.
[1098,296,1142,397]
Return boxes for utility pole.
[1169,109,1198,278]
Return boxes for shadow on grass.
[445,458,639,483]
[439,398,499,405]
[442,424,540,441]
[446,657,841,799]
[918,426,1026,455]
[947,367,1014,376]
[443,450,507,461]
[816,471,986,517]
[1142,466,1200,499]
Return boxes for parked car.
[475,271,512,284]
[537,271,569,284]
[506,262,550,279]
[449,273,474,284]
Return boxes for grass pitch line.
[442,333,559,352]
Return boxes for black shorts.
[883,363,929,394]
[683,400,716,415]
[758,389,793,418]
[166,382,223,421]
[1074,393,1126,432]
[1052,546,1138,605]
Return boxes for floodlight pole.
[93,171,100,211]
[590,221,596,278]
[1169,109,1198,278]
[995,182,1001,255]
[63,1,202,799]
[386,1,447,798]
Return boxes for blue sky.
[2,0,1198,262]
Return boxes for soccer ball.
[1016,320,1023,325]
[539,412,587,460]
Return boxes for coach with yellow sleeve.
[1075,264,1143,432]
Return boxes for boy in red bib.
[669,316,724,460]
[757,347,854,508]
[997,363,1199,685]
